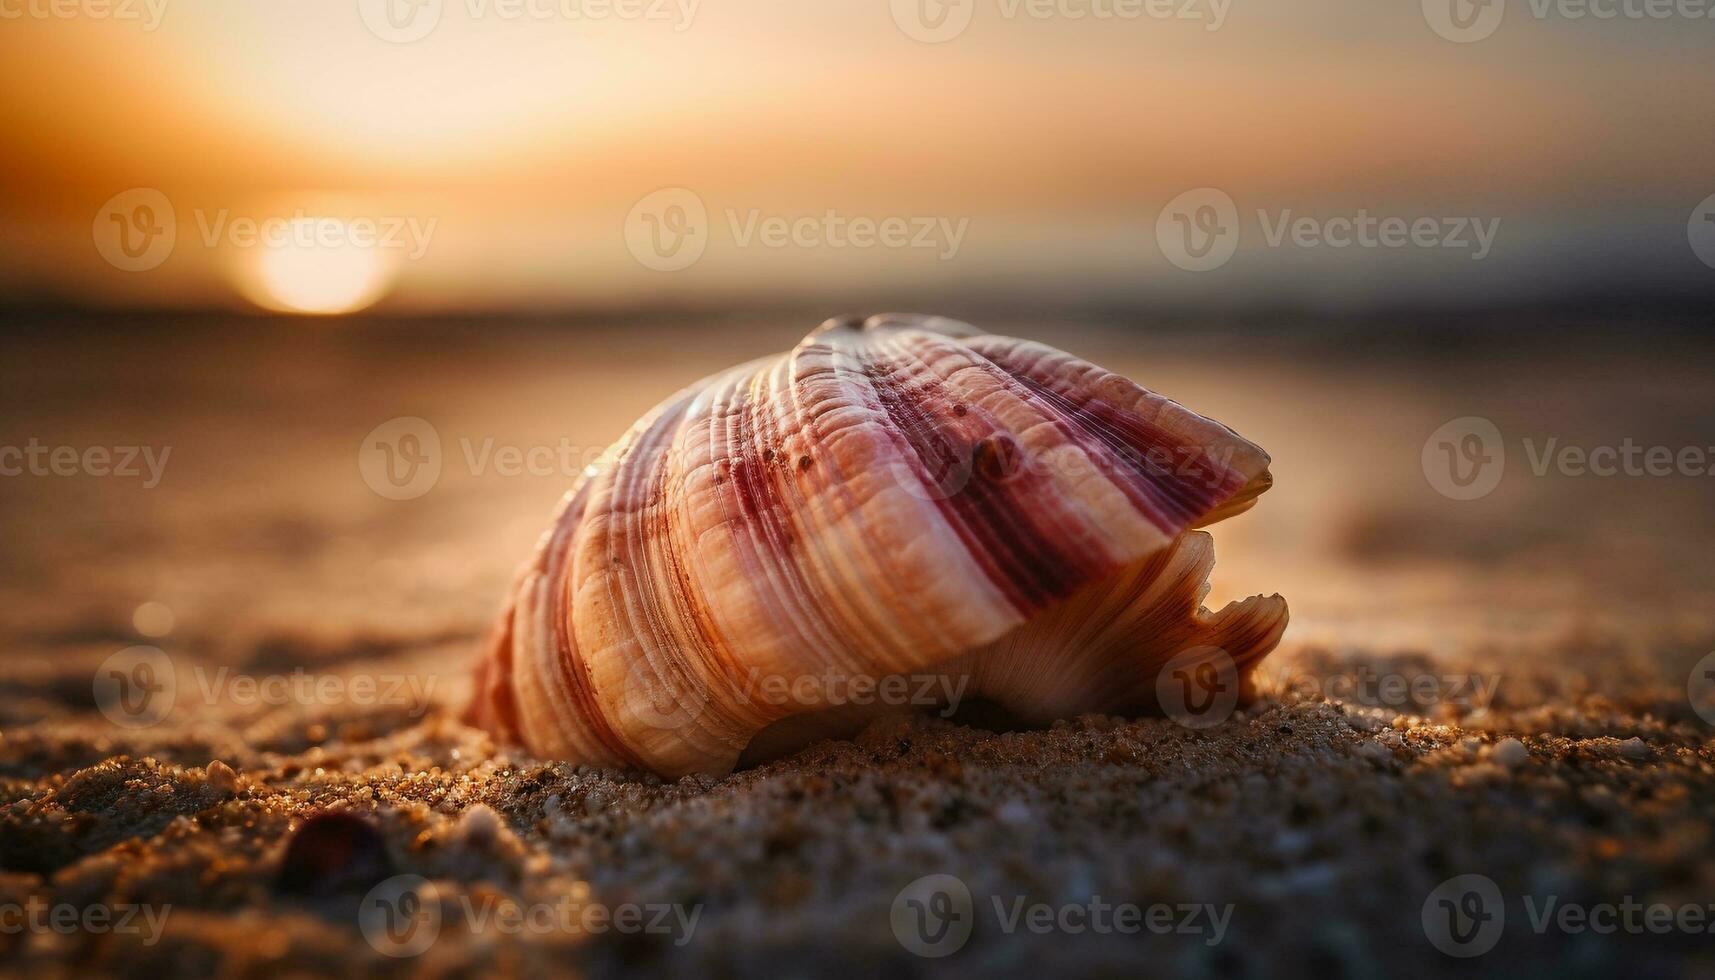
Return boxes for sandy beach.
[2,314,1713,978]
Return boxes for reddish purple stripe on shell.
[861,354,1096,612]
[959,338,1248,532]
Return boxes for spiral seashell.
[467,314,1287,776]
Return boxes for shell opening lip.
[1194,468,1273,528]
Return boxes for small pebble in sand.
[275,812,392,896]
[456,803,504,845]
[1491,737,1528,769]
[1618,737,1651,761]
[205,760,239,795]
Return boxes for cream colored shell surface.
[468,315,1287,776]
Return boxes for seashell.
[466,314,1287,776]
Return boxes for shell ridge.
[878,338,1104,610]
[581,393,700,769]
[814,337,1022,666]
[885,331,1164,568]
[471,318,1286,776]
[968,340,1244,531]
[738,359,853,684]
[780,344,907,679]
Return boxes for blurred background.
[3,0,1714,317]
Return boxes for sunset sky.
[3,0,1713,314]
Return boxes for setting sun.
[240,216,396,315]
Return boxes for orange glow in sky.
[1,1,1711,313]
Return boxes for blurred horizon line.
[6,291,1714,335]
